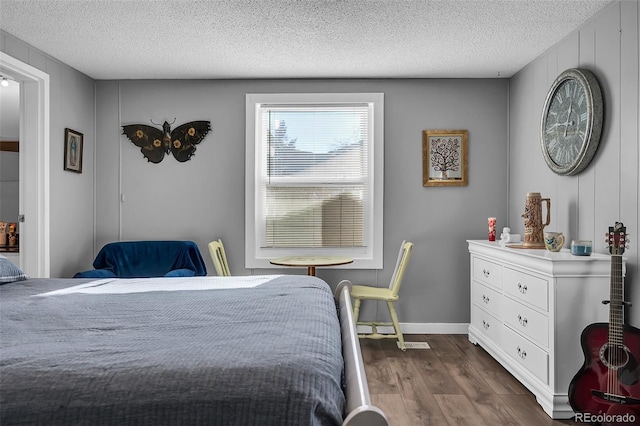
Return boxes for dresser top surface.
[467,240,614,262]
[467,240,623,277]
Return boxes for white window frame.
[245,93,384,269]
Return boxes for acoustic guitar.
[568,222,640,424]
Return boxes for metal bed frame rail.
[335,281,388,426]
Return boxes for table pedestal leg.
[308,266,316,276]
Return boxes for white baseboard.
[357,323,469,335]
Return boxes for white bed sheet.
[37,275,283,296]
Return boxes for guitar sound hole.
[599,343,630,369]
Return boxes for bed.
[0,274,386,426]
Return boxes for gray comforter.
[0,276,345,425]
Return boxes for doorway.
[0,79,20,261]
[0,52,50,277]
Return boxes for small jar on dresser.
[467,240,623,419]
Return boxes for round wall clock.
[540,68,603,176]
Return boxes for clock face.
[543,79,589,166]
[540,68,603,176]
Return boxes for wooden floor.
[360,334,576,426]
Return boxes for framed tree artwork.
[422,129,468,186]
[64,128,83,173]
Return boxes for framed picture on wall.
[422,129,468,186]
[64,128,83,173]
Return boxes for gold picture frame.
[64,128,83,173]
[422,129,468,186]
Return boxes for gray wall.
[1,31,96,278]
[94,79,508,325]
[2,0,637,328]
[508,0,639,325]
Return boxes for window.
[245,93,383,269]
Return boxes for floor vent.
[400,341,431,349]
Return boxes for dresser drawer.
[472,257,502,289]
[471,305,501,344]
[502,324,548,384]
[472,281,501,318]
[503,295,549,347]
[503,267,548,311]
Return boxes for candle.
[488,217,497,241]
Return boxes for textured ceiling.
[0,0,613,80]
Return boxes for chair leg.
[387,301,406,351]
[353,298,362,323]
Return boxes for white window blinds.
[246,93,383,269]
[259,104,368,248]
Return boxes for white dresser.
[467,240,621,419]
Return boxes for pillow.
[74,269,117,278]
[164,268,196,277]
[0,254,29,284]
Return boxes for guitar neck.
[608,255,625,346]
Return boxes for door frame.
[0,52,50,277]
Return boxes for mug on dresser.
[544,231,565,252]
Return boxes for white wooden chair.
[340,241,413,350]
[207,239,231,276]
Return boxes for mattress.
[0,275,346,425]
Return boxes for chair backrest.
[389,241,413,296]
[208,239,231,276]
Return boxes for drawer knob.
[482,320,490,329]
[517,346,527,359]
[482,294,490,303]
[483,269,490,278]
[517,314,528,326]
[517,283,528,294]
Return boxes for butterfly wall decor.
[122,119,211,163]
